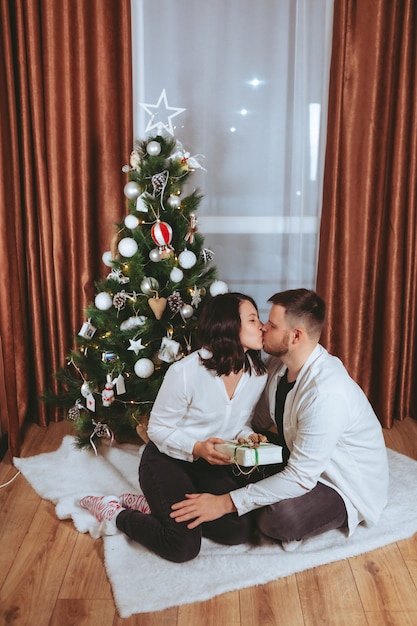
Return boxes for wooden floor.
[1,419,417,626]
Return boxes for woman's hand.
[193,438,231,464]
[170,493,237,528]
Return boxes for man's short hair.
[268,289,325,338]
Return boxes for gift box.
[215,441,283,466]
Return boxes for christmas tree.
[45,129,227,451]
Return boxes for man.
[171,289,389,550]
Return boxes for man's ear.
[292,328,303,343]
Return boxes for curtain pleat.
[317,0,417,427]
[0,0,133,457]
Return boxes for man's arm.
[170,493,237,528]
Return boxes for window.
[131,0,334,316]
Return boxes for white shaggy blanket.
[14,436,417,618]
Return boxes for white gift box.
[215,441,283,466]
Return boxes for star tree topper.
[140,89,186,136]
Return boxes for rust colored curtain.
[0,0,133,457]
[317,0,417,427]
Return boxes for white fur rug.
[14,436,417,618]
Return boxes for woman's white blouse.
[147,350,267,462]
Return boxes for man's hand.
[170,493,237,529]
[193,438,231,465]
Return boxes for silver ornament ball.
[140,276,160,294]
[180,304,194,319]
[167,195,181,209]
[146,141,162,156]
[80,382,93,398]
[124,181,141,200]
[149,248,162,262]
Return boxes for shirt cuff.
[230,487,256,516]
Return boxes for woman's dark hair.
[198,292,266,376]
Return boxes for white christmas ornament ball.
[180,304,194,319]
[123,181,141,200]
[134,358,155,378]
[95,291,113,310]
[118,237,138,258]
[102,251,113,267]
[170,267,184,283]
[146,140,162,156]
[210,280,229,296]
[124,214,139,229]
[178,249,197,269]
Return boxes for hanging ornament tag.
[136,193,149,212]
[86,393,96,412]
[78,319,97,339]
[115,373,126,395]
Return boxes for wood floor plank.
[239,575,304,626]
[383,417,417,461]
[365,611,417,625]
[397,534,417,560]
[49,599,116,626]
[58,532,113,600]
[113,606,179,625]
[1,417,417,624]
[18,420,72,457]
[0,499,77,626]
[0,470,41,589]
[350,544,417,612]
[177,591,240,625]
[402,559,417,590]
[296,560,368,625]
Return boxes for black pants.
[116,441,255,563]
[256,481,348,542]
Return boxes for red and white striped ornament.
[151,220,173,247]
[151,220,173,258]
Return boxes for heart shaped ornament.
[148,296,167,320]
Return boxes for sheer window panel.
[131,0,334,313]
[202,232,318,318]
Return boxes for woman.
[80,292,266,562]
